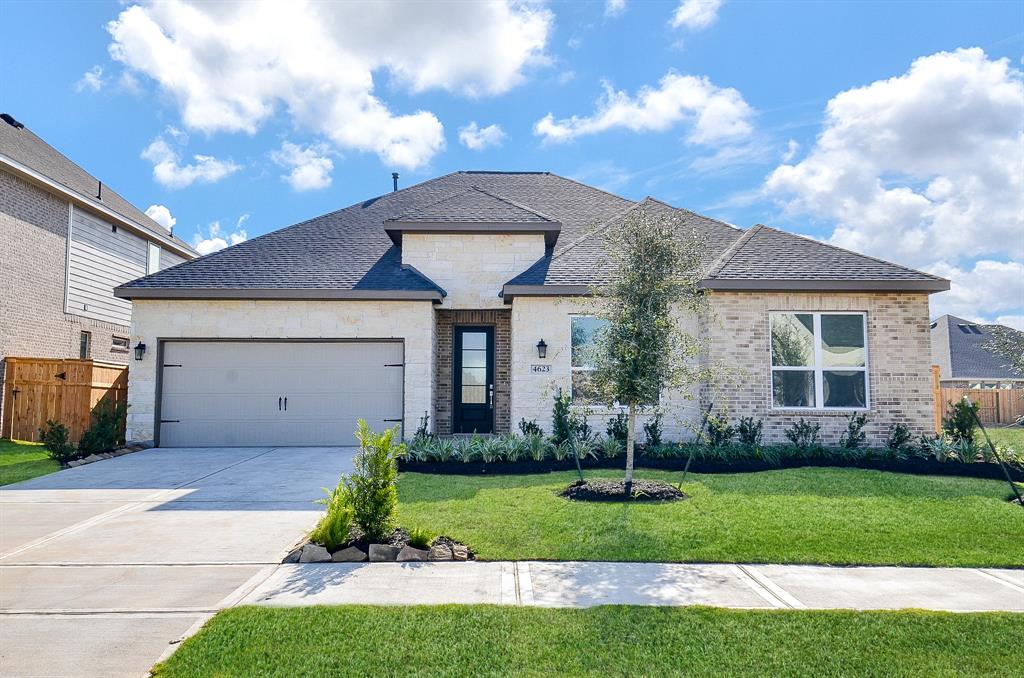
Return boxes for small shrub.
[569,435,597,461]
[952,438,979,463]
[607,412,628,443]
[518,418,543,437]
[642,412,663,447]
[886,423,913,451]
[407,527,434,550]
[433,437,456,462]
[839,413,869,449]
[942,399,978,444]
[552,440,572,461]
[415,411,430,438]
[478,436,502,463]
[310,478,353,552]
[705,414,735,447]
[551,390,575,445]
[737,417,763,448]
[455,438,476,463]
[921,435,957,463]
[600,435,623,459]
[571,409,592,441]
[525,433,548,461]
[345,420,402,541]
[499,434,528,462]
[38,420,76,465]
[784,418,821,451]
[77,400,125,455]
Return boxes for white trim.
[569,314,603,403]
[769,311,870,411]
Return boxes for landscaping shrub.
[839,413,869,449]
[77,400,125,455]
[415,412,430,438]
[38,420,76,465]
[606,412,628,444]
[705,414,735,447]
[642,412,663,447]
[784,418,821,451]
[526,433,549,461]
[942,399,978,444]
[886,423,912,452]
[518,418,543,437]
[737,417,763,448]
[346,420,403,541]
[551,390,575,445]
[407,527,434,550]
[600,435,623,459]
[310,478,353,552]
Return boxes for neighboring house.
[0,113,197,425]
[114,172,948,448]
[930,314,1024,389]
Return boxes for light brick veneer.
[704,291,935,445]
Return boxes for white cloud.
[458,122,506,151]
[671,0,722,30]
[141,128,241,189]
[781,139,799,162]
[271,141,334,191]
[689,142,773,172]
[994,315,1024,331]
[107,0,552,169]
[75,65,105,92]
[766,48,1024,268]
[928,259,1024,322]
[534,71,753,145]
[144,204,176,230]
[191,216,249,255]
[605,0,627,18]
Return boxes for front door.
[453,326,494,434]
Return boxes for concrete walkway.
[242,561,1024,612]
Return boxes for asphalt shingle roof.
[0,114,194,253]
[387,186,558,224]
[935,315,1023,380]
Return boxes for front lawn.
[397,468,1024,567]
[984,425,1024,450]
[153,605,1022,677]
[0,439,58,486]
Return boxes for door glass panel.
[461,385,486,404]
[462,367,486,386]
[462,332,486,350]
[462,350,486,368]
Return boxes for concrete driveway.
[0,446,356,678]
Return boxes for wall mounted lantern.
[536,339,547,359]
[133,342,147,361]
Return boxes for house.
[0,113,197,426]
[113,171,948,448]
[931,314,1024,389]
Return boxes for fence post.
[930,365,942,433]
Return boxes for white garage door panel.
[160,341,403,447]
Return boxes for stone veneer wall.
[434,308,511,434]
[704,291,935,446]
[126,299,436,444]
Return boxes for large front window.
[570,316,607,403]
[770,312,868,409]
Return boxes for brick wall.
[434,308,511,434]
[704,291,935,445]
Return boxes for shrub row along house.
[114,171,949,448]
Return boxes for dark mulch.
[560,479,687,502]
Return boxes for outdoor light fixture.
[536,339,547,359]
[133,342,146,361]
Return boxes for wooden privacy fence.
[2,357,128,443]
[938,388,1024,426]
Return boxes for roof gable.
[935,314,1023,380]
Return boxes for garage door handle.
[278,397,282,411]
[284,397,287,411]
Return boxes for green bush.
[38,420,76,465]
[784,418,821,451]
[526,433,549,461]
[737,417,763,448]
[77,400,125,455]
[551,390,575,445]
[942,399,978,444]
[346,420,403,542]
[839,413,869,449]
[705,414,735,447]
[606,412,628,444]
[310,478,353,552]
[886,423,912,451]
[600,435,623,459]
[415,412,430,438]
[518,418,543,437]
[407,527,434,550]
[642,412,663,447]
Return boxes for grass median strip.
[396,468,1024,567]
[153,605,1023,677]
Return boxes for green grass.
[153,605,1023,678]
[983,425,1024,450]
[397,468,1024,567]
[0,439,58,486]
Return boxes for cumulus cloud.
[106,0,552,169]
[458,122,506,151]
[671,0,722,30]
[272,141,334,191]
[994,315,1024,331]
[191,216,249,255]
[144,204,176,230]
[75,65,106,92]
[535,71,753,145]
[605,0,627,17]
[141,129,241,189]
[927,259,1024,323]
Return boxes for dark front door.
[453,326,494,434]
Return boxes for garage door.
[159,341,404,447]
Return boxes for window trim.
[569,314,600,404]
[79,331,92,360]
[769,311,870,411]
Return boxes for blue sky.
[2,0,1022,326]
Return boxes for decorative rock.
[369,544,401,561]
[331,546,368,562]
[67,460,83,468]
[298,543,331,563]
[451,545,469,561]
[83,454,102,464]
[282,548,302,564]
[397,546,428,562]
[427,544,453,561]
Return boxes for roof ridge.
[549,200,644,261]
[672,206,743,233]
[705,224,764,278]
[542,171,635,208]
[465,185,560,223]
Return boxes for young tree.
[588,202,710,495]
[984,325,1024,377]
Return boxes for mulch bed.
[560,479,687,502]
[343,527,476,559]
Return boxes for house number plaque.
[530,364,551,373]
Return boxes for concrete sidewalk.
[242,561,1024,612]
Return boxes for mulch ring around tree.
[560,479,687,502]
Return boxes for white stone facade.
[126,299,435,443]
[401,232,545,309]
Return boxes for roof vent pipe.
[97,181,102,200]
[392,172,399,192]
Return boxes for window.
[770,312,868,409]
[147,242,160,275]
[79,331,92,359]
[570,316,607,403]
[112,336,130,352]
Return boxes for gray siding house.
[0,113,196,425]
[931,314,1024,388]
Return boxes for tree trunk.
[624,402,636,497]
